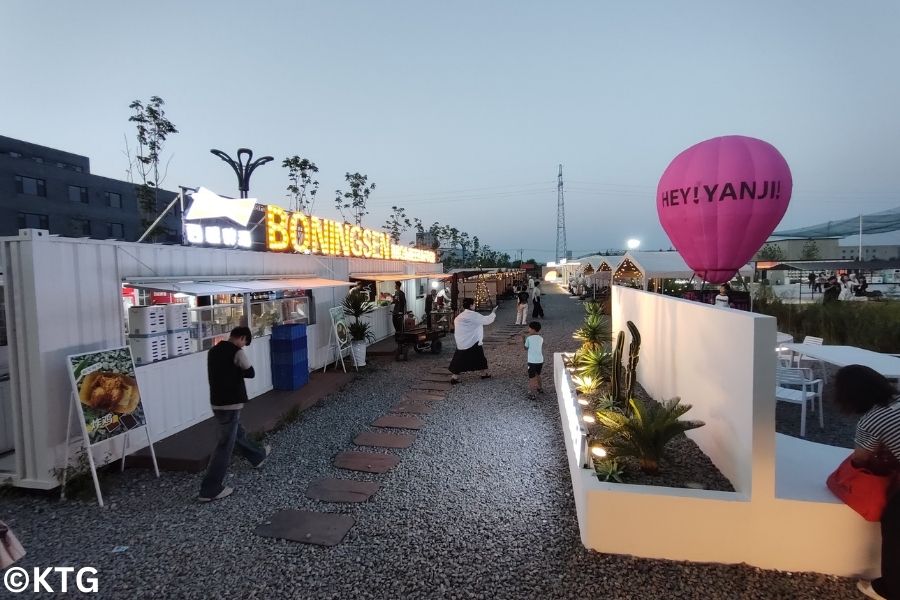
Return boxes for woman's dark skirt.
[449,344,488,374]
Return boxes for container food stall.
[0,187,440,489]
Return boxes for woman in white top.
[448,298,497,384]
[833,365,900,600]
[839,275,854,301]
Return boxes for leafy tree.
[335,172,375,225]
[282,156,319,214]
[800,240,821,260]
[757,243,785,261]
[383,205,411,243]
[127,96,178,237]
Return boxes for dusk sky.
[2,1,898,262]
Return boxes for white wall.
[554,288,881,577]
[611,287,775,496]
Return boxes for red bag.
[826,456,894,521]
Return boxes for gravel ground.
[0,288,858,599]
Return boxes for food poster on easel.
[328,306,355,371]
[68,348,146,444]
[66,346,159,507]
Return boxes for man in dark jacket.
[391,281,407,338]
[198,327,270,502]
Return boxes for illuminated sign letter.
[350,226,363,257]
[266,206,290,251]
[362,229,373,258]
[289,212,309,253]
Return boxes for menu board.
[67,347,146,445]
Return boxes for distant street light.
[210,148,274,199]
[626,238,641,250]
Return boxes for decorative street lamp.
[209,148,274,198]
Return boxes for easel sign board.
[68,348,146,444]
[65,346,158,507]
[325,306,356,372]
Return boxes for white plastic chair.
[776,366,824,437]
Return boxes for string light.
[613,259,642,287]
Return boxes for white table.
[782,343,900,379]
[776,332,794,344]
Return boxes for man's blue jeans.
[199,409,266,498]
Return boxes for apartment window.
[107,222,124,238]
[8,151,21,158]
[105,191,122,208]
[14,175,46,196]
[32,157,44,164]
[70,218,91,237]
[17,212,49,229]
[68,185,88,203]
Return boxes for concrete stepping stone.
[429,368,449,375]
[305,478,380,503]
[334,451,400,473]
[390,401,434,415]
[354,431,416,449]
[255,509,354,546]
[414,381,451,392]
[420,375,452,383]
[402,392,444,403]
[372,415,425,430]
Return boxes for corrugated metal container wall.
[1,232,441,488]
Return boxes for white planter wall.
[555,287,881,577]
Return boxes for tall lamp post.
[210,148,274,198]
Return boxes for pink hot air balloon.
[656,135,792,284]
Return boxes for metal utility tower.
[556,164,567,262]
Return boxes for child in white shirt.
[524,321,545,396]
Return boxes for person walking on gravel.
[449,298,497,385]
[515,287,530,325]
[531,280,545,319]
[524,321,545,397]
[199,327,271,502]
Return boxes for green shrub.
[574,346,613,382]
[755,298,900,353]
[593,457,625,483]
[592,396,704,474]
[573,314,611,349]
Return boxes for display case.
[249,291,312,338]
[190,294,246,351]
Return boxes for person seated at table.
[823,275,841,304]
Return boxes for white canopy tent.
[615,251,753,290]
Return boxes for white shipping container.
[166,330,192,357]
[128,305,167,336]
[129,334,168,365]
[165,303,190,331]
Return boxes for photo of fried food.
[79,372,140,415]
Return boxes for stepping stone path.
[390,401,434,415]
[353,431,416,448]
[334,451,400,473]
[414,381,451,392]
[420,375,452,383]
[305,478,380,503]
[255,509,355,546]
[402,392,444,403]
[372,415,425,430]
[429,368,449,375]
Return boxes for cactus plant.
[610,331,625,404]
[624,320,642,403]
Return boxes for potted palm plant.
[342,293,376,366]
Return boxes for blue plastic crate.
[271,324,307,341]
[273,367,309,391]
[270,337,307,354]
[271,351,309,367]
[271,360,309,379]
